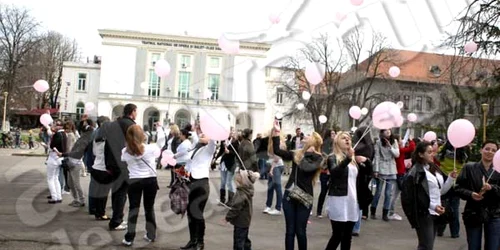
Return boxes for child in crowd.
[224,170,260,250]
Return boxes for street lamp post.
[482,103,489,142]
[2,92,8,132]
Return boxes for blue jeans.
[465,218,500,250]
[437,194,460,237]
[282,191,311,250]
[258,158,268,179]
[266,166,283,210]
[371,178,394,210]
[353,209,362,233]
[220,169,235,193]
[233,226,252,250]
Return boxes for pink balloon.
[85,102,95,113]
[447,119,475,148]
[269,13,281,24]
[423,131,437,142]
[40,113,53,126]
[161,150,177,166]
[493,150,500,173]
[305,62,325,85]
[153,147,161,158]
[389,66,400,78]
[407,113,417,122]
[349,106,362,120]
[351,0,363,6]
[33,80,49,93]
[372,102,402,130]
[335,12,347,22]
[218,35,240,54]
[395,115,404,127]
[200,110,230,141]
[464,41,478,53]
[154,59,171,77]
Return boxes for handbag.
[287,165,313,208]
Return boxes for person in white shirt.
[120,125,160,246]
[180,134,216,250]
[401,141,457,250]
[174,129,192,165]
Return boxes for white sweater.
[175,139,192,164]
[121,144,159,179]
[185,140,216,179]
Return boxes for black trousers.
[108,174,129,230]
[326,220,356,250]
[415,215,438,250]
[91,170,113,218]
[187,177,210,243]
[124,177,158,242]
[233,226,252,250]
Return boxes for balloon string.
[353,121,373,149]
[486,170,494,183]
[229,143,247,171]
[453,148,456,173]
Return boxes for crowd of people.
[40,102,500,250]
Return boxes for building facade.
[61,29,272,134]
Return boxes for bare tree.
[341,27,397,124]
[277,34,347,132]
[0,4,40,112]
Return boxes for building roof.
[63,61,101,70]
[98,29,272,52]
[357,49,500,86]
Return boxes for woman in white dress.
[325,131,359,250]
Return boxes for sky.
[2,0,472,64]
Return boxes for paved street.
[0,154,468,250]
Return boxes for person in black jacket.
[454,140,500,250]
[271,128,323,250]
[401,141,456,250]
[103,103,137,231]
[223,170,260,250]
[215,133,240,205]
[324,131,360,250]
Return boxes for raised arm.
[271,136,294,162]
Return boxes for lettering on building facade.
[141,41,221,51]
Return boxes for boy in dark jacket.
[224,170,260,250]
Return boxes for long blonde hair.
[294,132,323,164]
[333,131,356,165]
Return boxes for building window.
[403,95,410,110]
[468,103,475,114]
[148,69,160,97]
[210,57,220,68]
[150,53,161,67]
[415,96,422,111]
[178,71,191,99]
[276,87,284,104]
[77,73,87,91]
[208,74,220,100]
[265,67,271,77]
[426,97,433,111]
[180,55,191,68]
[76,102,84,115]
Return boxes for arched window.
[76,102,85,115]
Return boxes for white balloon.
[361,107,368,115]
[389,66,400,78]
[203,89,213,99]
[351,127,358,132]
[318,115,327,124]
[140,82,148,89]
[275,112,284,119]
[302,91,311,101]
[296,103,305,110]
[85,102,95,112]
[397,101,404,109]
[154,59,171,77]
[305,62,325,85]
[33,80,49,93]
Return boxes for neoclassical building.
[60,29,274,134]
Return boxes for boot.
[195,222,205,250]
[180,222,197,249]
[219,189,226,205]
[227,192,235,205]
[382,209,389,222]
[193,242,204,250]
[370,207,377,219]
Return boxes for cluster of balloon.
[372,101,403,129]
[33,80,49,93]
[199,110,231,141]
[447,119,475,148]
[349,106,362,120]
[304,62,325,86]
[218,35,240,54]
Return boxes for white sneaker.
[268,209,282,216]
[113,224,128,230]
[122,239,132,246]
[62,191,70,195]
[263,207,272,214]
[388,213,403,221]
[143,234,154,242]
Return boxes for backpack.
[169,177,189,217]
